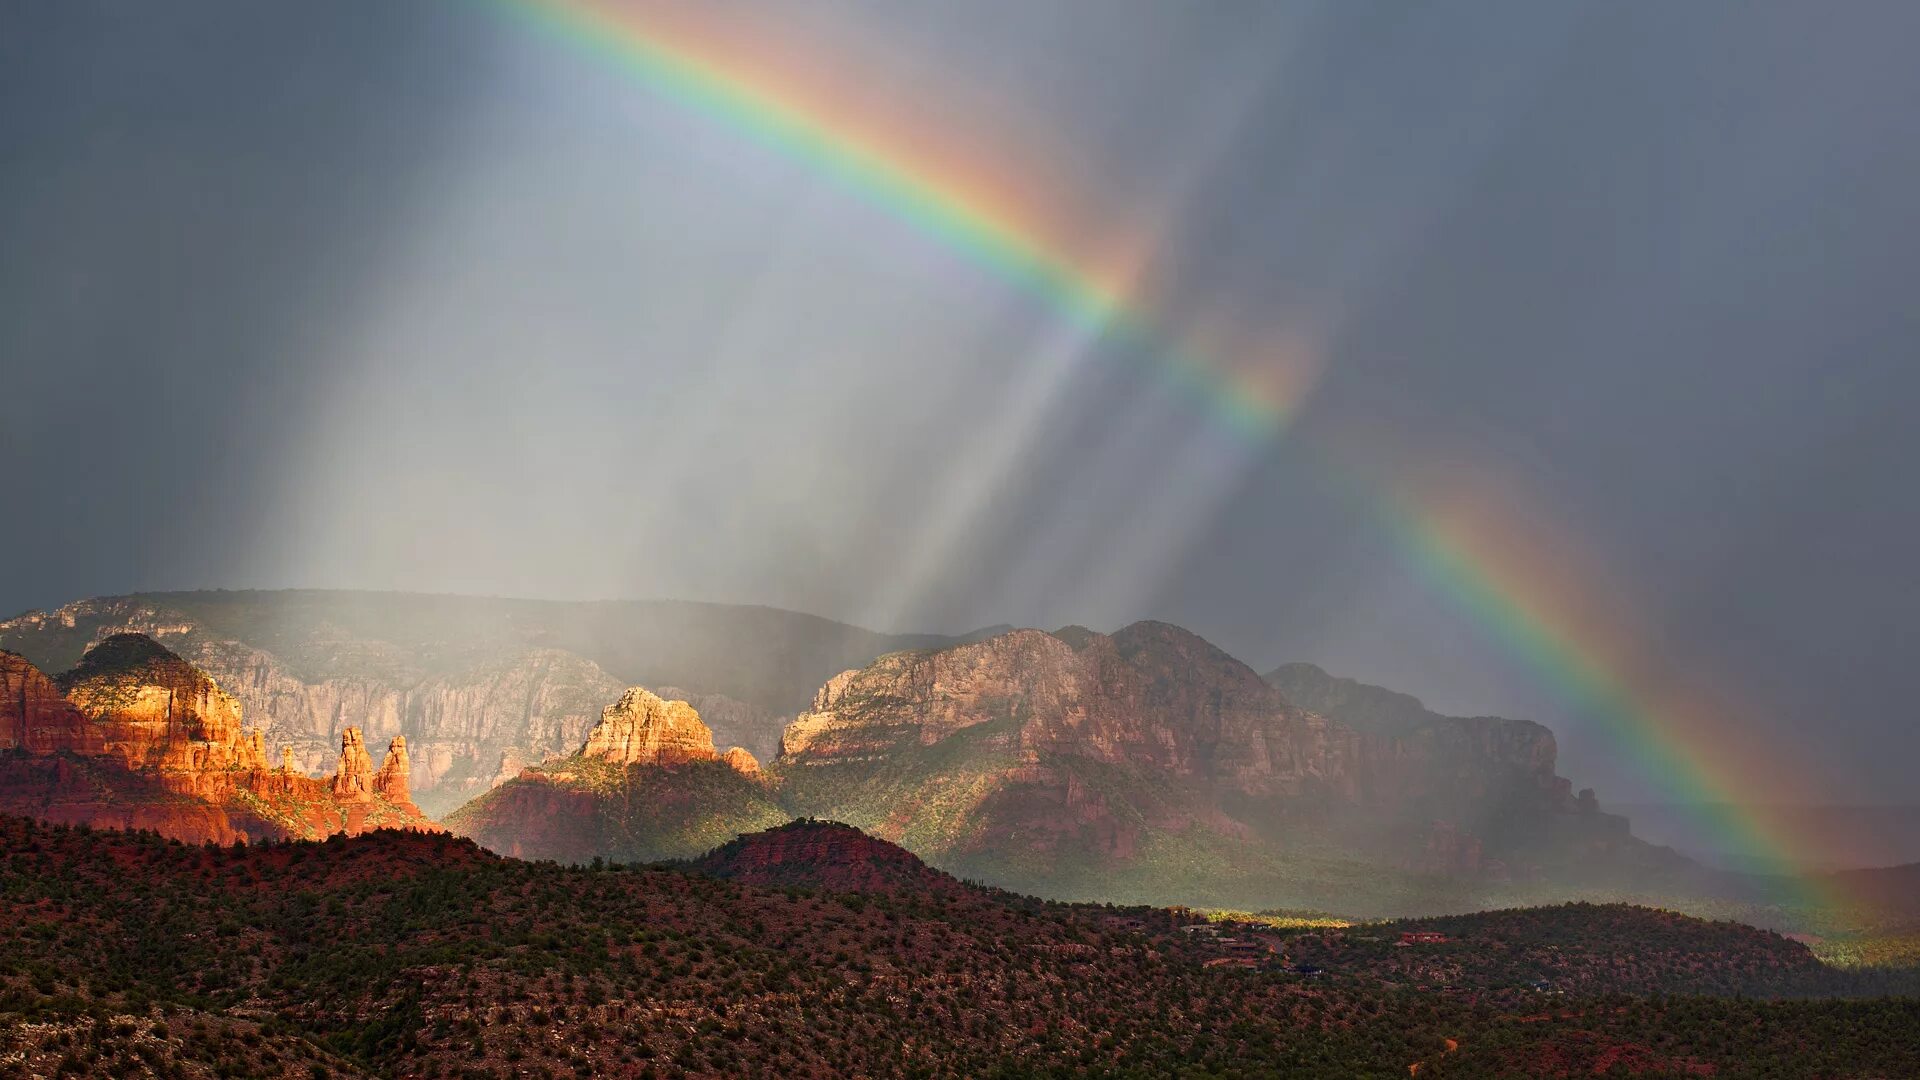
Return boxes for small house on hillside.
[1397,931,1449,946]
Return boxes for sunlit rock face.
[187,641,620,816]
[0,592,942,816]
[445,687,790,863]
[721,746,763,779]
[653,685,785,764]
[582,688,720,767]
[0,638,436,843]
[332,727,376,801]
[0,650,104,755]
[782,622,1365,794]
[54,634,268,800]
[374,735,413,801]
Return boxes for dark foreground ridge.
[1,815,1916,1078]
[684,817,973,897]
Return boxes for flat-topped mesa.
[778,623,1332,787]
[581,687,719,767]
[332,727,376,801]
[374,735,412,802]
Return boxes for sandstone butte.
[443,686,778,864]
[0,636,438,844]
[579,686,763,776]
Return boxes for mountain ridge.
[446,618,1688,915]
[0,635,435,843]
[0,589,996,814]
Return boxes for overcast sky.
[5,0,1918,804]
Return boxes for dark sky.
[4,0,1918,805]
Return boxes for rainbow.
[1376,481,1830,907]
[488,0,1834,907]
[491,0,1307,441]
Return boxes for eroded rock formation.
[0,592,931,817]
[1,651,104,755]
[332,728,375,801]
[722,746,763,779]
[52,634,269,800]
[0,637,434,843]
[445,687,789,862]
[582,688,720,767]
[375,736,412,801]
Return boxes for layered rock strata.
[0,637,435,843]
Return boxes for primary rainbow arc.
[491,0,1835,907]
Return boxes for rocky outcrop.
[332,728,376,801]
[320,728,418,808]
[1265,662,1435,737]
[0,639,435,843]
[185,640,623,816]
[52,634,269,800]
[0,753,247,845]
[722,746,763,779]
[783,623,1364,798]
[582,688,720,767]
[445,688,790,863]
[374,736,412,802]
[1,651,104,755]
[0,591,969,817]
[1265,662,1576,811]
[776,622,1639,889]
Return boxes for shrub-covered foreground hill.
[0,815,1915,1079]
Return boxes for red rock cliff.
[332,727,376,801]
[777,622,1603,873]
[1,638,435,843]
[581,688,721,767]
[374,735,413,803]
[1,650,105,755]
[53,634,270,800]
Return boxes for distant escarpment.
[772,623,1673,910]
[446,686,784,862]
[444,622,1682,910]
[0,636,435,843]
[0,591,983,814]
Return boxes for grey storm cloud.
[4,0,1919,805]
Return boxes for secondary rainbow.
[489,0,1837,906]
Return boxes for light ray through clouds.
[851,29,1305,634]
[464,0,1845,891]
